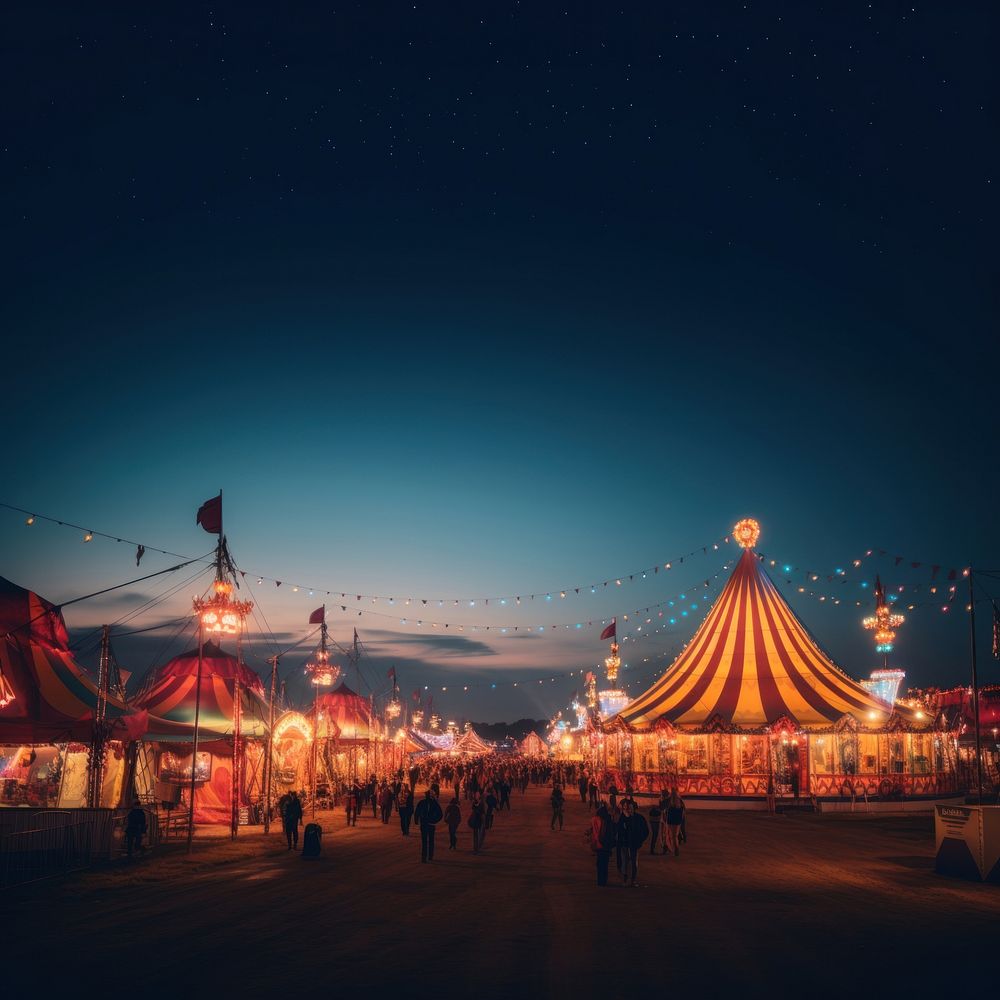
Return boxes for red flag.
[309,606,325,624]
[196,495,222,534]
[599,620,616,641]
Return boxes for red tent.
[311,682,373,743]
[133,642,268,823]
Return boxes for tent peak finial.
[733,517,761,549]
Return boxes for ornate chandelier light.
[193,579,253,636]
[863,576,905,656]
[604,642,621,684]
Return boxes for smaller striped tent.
[311,682,374,743]
[453,727,491,754]
[519,731,547,756]
[135,641,268,742]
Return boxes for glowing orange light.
[732,518,761,549]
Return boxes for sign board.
[238,806,250,826]
[935,804,1000,882]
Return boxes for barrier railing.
[0,808,159,888]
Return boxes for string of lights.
[2,501,729,607]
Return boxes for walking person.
[283,790,303,850]
[398,783,415,837]
[485,787,498,830]
[617,799,649,886]
[578,774,589,803]
[588,777,599,809]
[469,793,485,853]
[444,797,462,850]
[664,788,686,857]
[550,784,565,831]
[414,790,443,862]
[125,801,147,857]
[345,783,359,826]
[657,792,670,852]
[648,799,662,854]
[591,803,615,886]
[379,782,394,824]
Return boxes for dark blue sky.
[2,3,996,721]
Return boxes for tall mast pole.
[968,568,984,803]
[88,624,111,808]
[263,654,279,834]
[187,618,204,853]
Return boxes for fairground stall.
[132,641,269,826]
[598,521,954,803]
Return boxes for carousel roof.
[134,640,268,741]
[311,682,374,742]
[614,544,926,733]
[0,576,143,743]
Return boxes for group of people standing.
[589,786,686,887]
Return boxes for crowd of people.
[276,755,687,887]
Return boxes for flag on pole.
[599,619,616,641]
[387,667,396,679]
[196,495,222,534]
[309,606,325,624]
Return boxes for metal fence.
[0,808,158,888]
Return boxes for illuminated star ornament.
[862,575,905,660]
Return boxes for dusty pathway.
[7,786,997,998]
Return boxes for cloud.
[362,630,497,658]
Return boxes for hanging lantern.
[605,641,620,683]
[386,697,402,720]
[306,647,341,687]
[193,578,253,636]
[412,709,424,728]
[862,576,905,654]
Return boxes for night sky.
[2,3,997,722]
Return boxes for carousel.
[597,519,955,803]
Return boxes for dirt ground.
[6,786,997,999]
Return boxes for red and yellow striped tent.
[615,547,925,733]
[0,576,141,743]
[311,682,374,743]
[134,641,268,743]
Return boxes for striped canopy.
[0,576,140,743]
[453,727,491,754]
[311,682,374,742]
[134,641,268,742]
[519,731,547,756]
[616,549,924,733]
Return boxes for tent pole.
[263,655,278,834]
[186,621,204,853]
